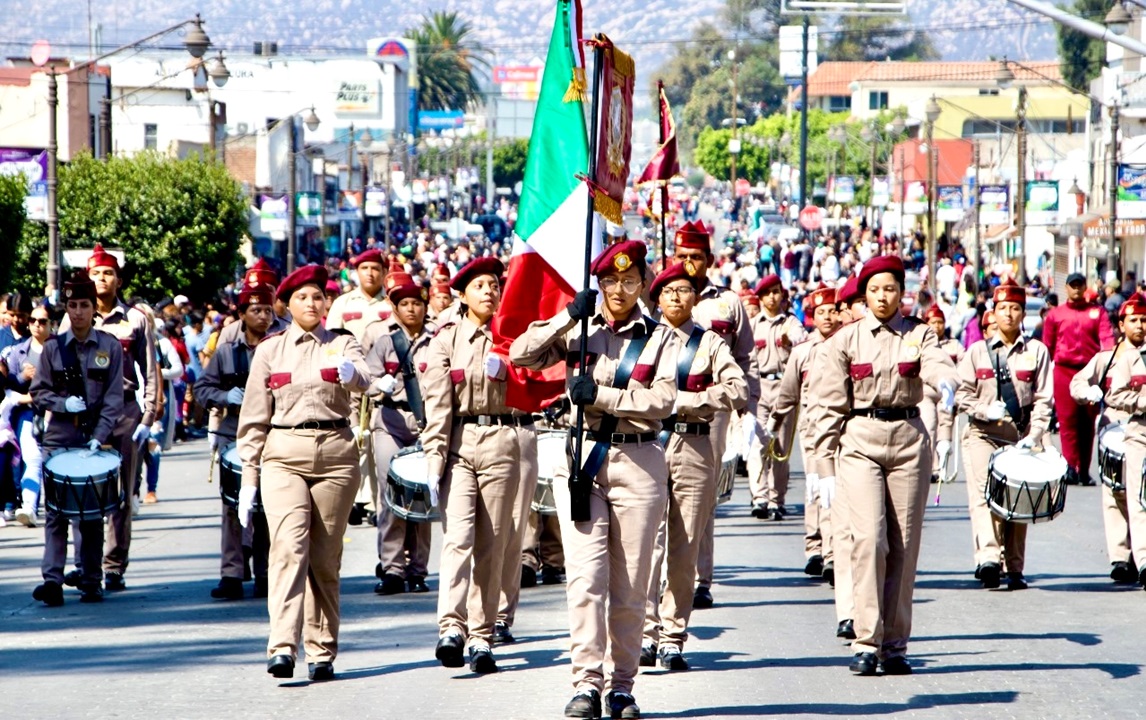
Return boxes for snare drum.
[219,443,263,512]
[716,455,737,505]
[533,430,566,515]
[986,446,1068,524]
[43,447,122,520]
[386,445,440,522]
[1098,423,1126,493]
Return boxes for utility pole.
[46,70,59,291]
[799,14,810,210]
[286,119,297,274]
[1110,102,1121,280]
[729,49,738,191]
[1016,86,1028,284]
[972,141,981,290]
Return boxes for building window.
[979,88,1000,96]
[144,123,158,151]
[828,95,852,112]
[960,118,1086,138]
[868,91,889,110]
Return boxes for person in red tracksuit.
[1041,272,1115,485]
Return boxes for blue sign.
[418,110,465,131]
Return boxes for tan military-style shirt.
[922,338,965,444]
[326,286,394,339]
[954,334,1052,443]
[751,310,807,410]
[363,317,435,440]
[1098,345,1146,447]
[63,300,158,426]
[809,311,959,478]
[662,317,748,424]
[216,314,288,346]
[769,328,827,439]
[694,285,760,415]
[509,305,678,445]
[193,326,264,440]
[236,323,371,487]
[1070,346,1131,426]
[31,329,125,447]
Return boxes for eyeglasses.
[600,278,642,293]
[660,286,695,299]
[30,318,51,325]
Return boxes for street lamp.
[924,95,941,287]
[283,107,321,273]
[1106,1,1132,35]
[727,48,740,193]
[360,130,394,245]
[995,63,1030,284]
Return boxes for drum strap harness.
[57,337,95,437]
[659,326,706,445]
[988,343,1028,435]
[575,317,657,505]
[223,342,250,399]
[391,328,426,429]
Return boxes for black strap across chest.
[391,328,426,427]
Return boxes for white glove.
[805,473,820,503]
[351,426,363,444]
[742,414,759,450]
[132,423,150,445]
[819,475,836,510]
[87,438,101,452]
[238,486,258,529]
[936,440,951,468]
[1016,435,1037,450]
[208,431,219,450]
[721,445,739,463]
[984,401,1007,422]
[226,387,245,405]
[334,355,356,384]
[378,374,399,396]
[939,380,956,413]
[65,396,86,413]
[485,354,506,380]
[1085,385,1104,404]
[428,473,441,509]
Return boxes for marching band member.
[326,249,392,336]
[422,257,531,675]
[769,286,839,579]
[922,305,963,483]
[521,397,570,588]
[1070,294,1143,584]
[361,273,435,596]
[237,264,371,681]
[810,255,958,675]
[671,221,759,610]
[954,281,1053,592]
[193,283,276,601]
[31,273,124,605]
[641,262,747,672]
[510,240,677,720]
[216,260,287,345]
[3,302,52,528]
[491,402,540,645]
[748,273,807,521]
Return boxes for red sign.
[799,206,823,231]
[735,178,751,197]
[493,66,541,84]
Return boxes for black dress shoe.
[804,554,824,576]
[930,473,939,484]
[1139,566,1146,589]
[1063,467,1081,485]
[374,573,406,596]
[1110,561,1137,584]
[836,619,856,640]
[468,645,498,674]
[541,565,566,585]
[211,577,245,600]
[606,691,640,719]
[521,565,538,588]
[658,645,689,671]
[977,562,1002,589]
[822,562,835,587]
[308,661,335,681]
[1007,572,1028,591]
[849,651,878,676]
[375,562,385,580]
[435,633,465,668]
[104,572,126,592]
[564,690,602,719]
[881,656,912,675]
[751,503,768,519]
[692,586,713,609]
[267,654,295,678]
[33,581,64,607]
[769,508,783,521]
[253,577,268,598]
[347,503,365,526]
[407,576,429,593]
[78,584,104,603]
[492,621,515,645]
[62,569,82,588]
[638,642,657,667]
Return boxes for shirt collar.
[662,317,696,340]
[286,322,329,345]
[989,333,1026,354]
[62,329,96,347]
[593,307,649,335]
[460,315,490,342]
[861,310,908,336]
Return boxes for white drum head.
[222,444,242,465]
[1100,424,1126,455]
[47,449,120,477]
[992,446,1068,482]
[537,431,567,482]
[390,449,429,487]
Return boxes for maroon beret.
[858,255,905,293]
[754,273,782,296]
[63,271,97,303]
[992,281,1026,309]
[87,243,121,273]
[807,286,837,311]
[1120,292,1146,318]
[352,248,386,268]
[674,221,712,256]
[923,304,946,323]
[244,258,278,290]
[451,257,505,292]
[276,264,329,302]
[590,240,647,278]
[389,279,428,305]
[239,283,276,309]
[430,283,452,298]
[650,262,702,303]
[837,275,862,307]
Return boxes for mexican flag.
[493,0,598,413]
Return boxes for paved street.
[2,436,1143,719]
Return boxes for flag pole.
[571,38,606,523]
[658,79,668,264]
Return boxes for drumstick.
[207,445,218,484]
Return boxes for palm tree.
[409,11,489,112]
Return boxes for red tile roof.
[802,60,1063,98]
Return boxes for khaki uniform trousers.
[261,428,359,662]
[643,433,715,649]
[800,434,832,561]
[523,511,565,571]
[490,426,538,628]
[695,410,731,589]
[43,448,104,586]
[372,429,431,578]
[437,424,521,646]
[556,439,668,696]
[748,385,792,509]
[837,415,931,659]
[355,420,377,510]
[1115,438,1146,573]
[221,505,269,580]
[831,458,855,623]
[103,404,143,575]
[963,423,1027,574]
[1102,484,1133,565]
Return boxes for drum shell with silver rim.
[716,455,737,505]
[43,447,123,520]
[533,430,565,515]
[1097,423,1126,493]
[219,443,263,512]
[986,446,1068,524]
[386,445,440,522]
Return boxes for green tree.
[825,16,938,62]
[12,152,247,302]
[486,139,530,189]
[0,173,27,292]
[410,11,489,112]
[1057,0,1108,91]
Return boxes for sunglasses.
[30,318,50,325]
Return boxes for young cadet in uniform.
[1070,294,1145,584]
[641,262,747,672]
[769,286,839,579]
[810,255,958,675]
[510,240,677,720]
[63,244,157,593]
[428,283,455,322]
[326,249,392,335]
[236,264,371,682]
[193,283,276,601]
[749,273,807,520]
[361,273,435,596]
[520,396,569,588]
[671,221,759,610]
[955,281,1053,591]
[217,260,287,346]
[422,257,532,675]
[31,273,124,605]
[922,305,963,482]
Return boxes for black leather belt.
[456,414,535,427]
[272,419,350,430]
[380,398,412,412]
[587,430,659,445]
[850,407,920,421]
[761,372,782,381]
[663,415,711,436]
